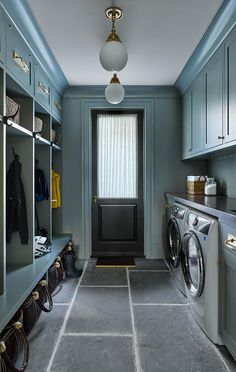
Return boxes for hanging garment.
[52,170,61,208]
[6,152,29,244]
[35,168,49,202]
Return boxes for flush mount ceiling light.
[105,73,125,105]
[99,7,128,72]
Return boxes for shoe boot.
[64,253,83,278]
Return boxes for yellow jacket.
[52,170,61,208]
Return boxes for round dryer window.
[167,218,181,268]
[181,231,205,297]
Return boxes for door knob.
[94,195,97,203]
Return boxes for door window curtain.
[97,114,138,198]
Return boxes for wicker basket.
[186,179,205,195]
[51,129,61,144]
[6,96,20,124]
[34,117,45,135]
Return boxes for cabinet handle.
[38,82,50,96]
[224,235,236,252]
[218,258,224,264]
[218,136,224,140]
[54,100,62,111]
[13,51,30,73]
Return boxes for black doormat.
[96,257,136,268]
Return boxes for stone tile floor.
[27,259,236,372]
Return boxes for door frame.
[80,98,154,258]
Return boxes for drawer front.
[52,90,62,122]
[0,8,5,64]
[6,22,33,93]
[35,64,51,110]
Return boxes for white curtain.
[97,114,138,198]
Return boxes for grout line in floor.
[126,268,143,372]
[133,303,189,306]
[80,285,128,288]
[63,332,133,337]
[45,260,88,372]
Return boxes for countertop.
[165,193,236,226]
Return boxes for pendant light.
[105,73,125,105]
[99,7,128,72]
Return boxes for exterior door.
[92,110,144,257]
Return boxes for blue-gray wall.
[208,155,236,197]
[62,86,207,259]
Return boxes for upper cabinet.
[6,21,33,95]
[0,8,5,64]
[182,90,192,158]
[35,63,51,110]
[204,46,224,150]
[182,26,236,159]
[224,26,236,144]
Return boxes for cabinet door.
[225,26,236,143]
[192,74,205,153]
[182,90,192,158]
[205,47,223,149]
[35,63,51,110]
[6,22,33,94]
[0,8,5,64]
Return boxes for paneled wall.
[208,155,236,197]
[62,86,207,259]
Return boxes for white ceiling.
[27,0,223,86]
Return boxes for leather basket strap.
[0,321,29,371]
[36,280,53,313]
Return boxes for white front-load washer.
[181,210,222,344]
[166,198,188,296]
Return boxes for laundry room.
[0,0,236,371]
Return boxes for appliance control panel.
[187,212,211,235]
[171,204,186,220]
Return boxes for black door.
[167,218,181,268]
[92,110,144,257]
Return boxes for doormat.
[96,257,136,268]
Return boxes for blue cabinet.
[224,26,236,144]
[0,7,5,64]
[52,89,62,122]
[182,89,192,158]
[6,20,33,94]
[204,46,223,149]
[35,63,51,110]
[219,222,236,360]
[191,73,205,154]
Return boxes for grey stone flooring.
[27,259,236,372]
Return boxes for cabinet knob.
[218,136,224,140]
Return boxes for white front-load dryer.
[166,199,188,296]
[181,210,222,344]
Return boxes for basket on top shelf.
[6,96,20,124]
[51,129,61,145]
[34,117,45,136]
[186,176,207,195]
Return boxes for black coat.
[6,157,29,244]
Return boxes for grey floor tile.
[134,305,228,372]
[50,335,135,372]
[129,258,168,271]
[27,305,68,372]
[66,287,132,333]
[52,278,78,303]
[129,271,186,304]
[81,262,127,286]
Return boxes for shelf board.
[0,234,72,332]
[52,143,61,151]
[34,134,51,146]
[5,119,33,137]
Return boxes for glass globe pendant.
[105,73,125,105]
[99,7,128,72]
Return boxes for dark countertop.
[165,193,236,226]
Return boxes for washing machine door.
[181,231,205,298]
[167,218,181,268]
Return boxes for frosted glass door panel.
[97,114,138,198]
